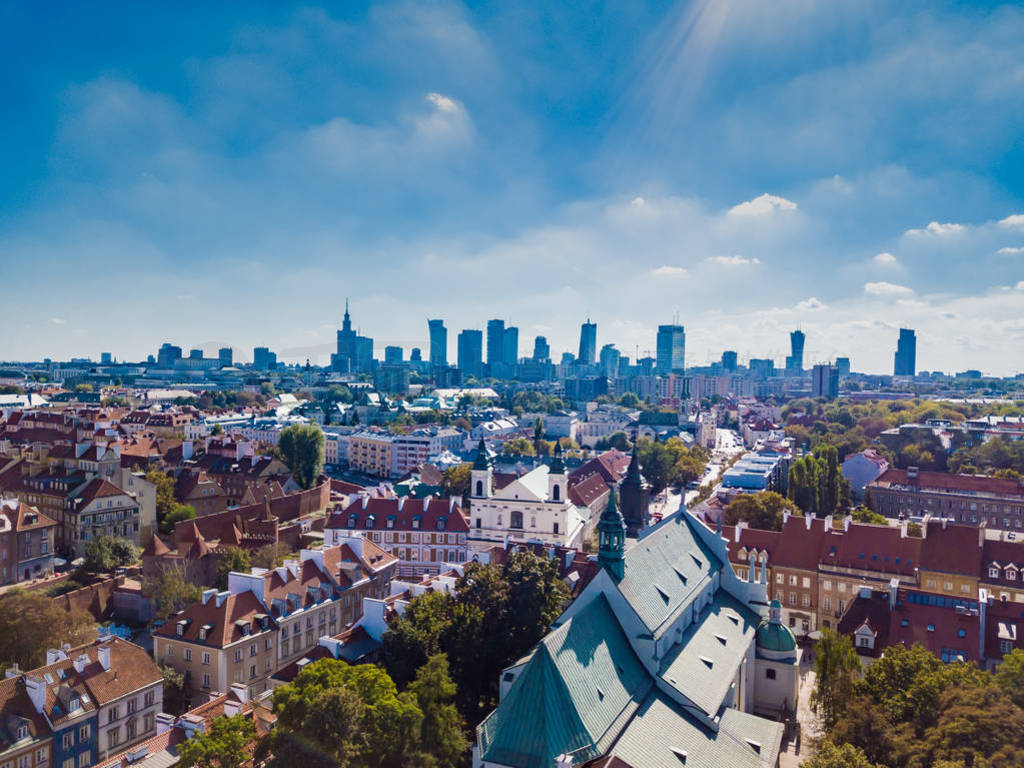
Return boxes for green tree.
[146,467,178,529]
[440,463,471,500]
[618,392,643,409]
[251,541,293,569]
[0,590,95,671]
[160,503,196,535]
[82,535,139,573]
[502,437,536,456]
[145,566,202,622]
[159,664,188,715]
[801,741,883,768]
[533,417,544,447]
[672,453,706,487]
[178,713,256,768]
[607,431,632,452]
[811,628,861,731]
[723,491,800,531]
[408,654,468,768]
[995,648,1024,708]
[382,591,454,688]
[277,424,325,489]
[850,507,888,525]
[215,547,251,590]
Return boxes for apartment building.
[325,496,469,578]
[65,479,140,557]
[347,432,393,478]
[868,467,1024,531]
[0,499,57,584]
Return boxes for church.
[473,493,800,768]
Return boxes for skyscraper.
[253,346,277,371]
[835,357,851,375]
[894,328,917,377]
[503,326,519,365]
[812,363,839,399]
[157,343,182,367]
[334,299,374,373]
[578,319,597,367]
[486,319,505,367]
[785,330,805,375]
[656,324,686,374]
[428,319,447,367]
[218,347,233,367]
[599,344,621,379]
[384,346,403,364]
[721,350,738,372]
[457,329,483,379]
[532,336,550,362]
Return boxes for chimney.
[888,577,899,611]
[24,675,46,713]
[4,663,19,679]
[555,754,573,768]
[202,588,217,605]
[805,514,812,530]
[181,714,205,740]
[319,637,343,659]
[899,520,908,539]
[98,643,111,671]
[73,654,89,674]
[46,649,64,665]
[229,682,248,705]
[734,521,746,542]
[361,493,369,510]
[782,509,790,525]
[215,591,230,608]
[823,514,833,531]
[155,712,175,735]
[223,698,241,717]
[843,515,852,532]
[907,466,919,479]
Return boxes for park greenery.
[635,436,709,496]
[82,534,139,573]
[278,423,326,488]
[811,631,1024,767]
[0,589,95,671]
[214,546,252,590]
[787,444,851,517]
[382,550,569,725]
[723,491,800,531]
[144,566,202,623]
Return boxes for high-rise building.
[253,347,277,371]
[410,348,423,362]
[785,330,805,375]
[428,319,447,367]
[532,336,550,362]
[503,326,519,365]
[599,344,621,379]
[384,346,404,364]
[457,329,483,379]
[486,319,505,367]
[655,324,686,374]
[835,357,851,376]
[157,343,182,368]
[894,329,916,377]
[333,299,375,373]
[721,350,738,372]
[100,352,113,365]
[578,319,597,367]
[812,363,839,399]
[218,347,233,367]
[189,348,203,360]
[749,358,775,379]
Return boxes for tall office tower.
[457,329,484,379]
[655,324,686,374]
[428,319,447,367]
[749,358,775,379]
[721,350,738,372]
[834,357,851,376]
[785,330,805,375]
[384,346,404,364]
[486,319,505,367]
[503,326,519,364]
[533,336,550,362]
[253,346,277,371]
[218,347,233,367]
[812,363,839,399]
[333,299,374,373]
[157,343,182,367]
[189,348,203,360]
[410,348,422,362]
[578,319,598,366]
[894,328,917,377]
[100,352,113,365]
[599,344,621,379]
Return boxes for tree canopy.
[178,713,257,768]
[788,444,851,517]
[722,491,800,531]
[0,589,95,671]
[277,424,325,489]
[215,547,251,590]
[82,535,139,573]
[145,565,202,622]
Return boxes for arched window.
[511,511,523,529]
[476,480,483,497]
[552,485,560,501]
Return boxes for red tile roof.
[326,496,469,533]
[153,591,275,648]
[871,468,1024,498]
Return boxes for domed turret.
[755,599,797,657]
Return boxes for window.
[126,720,136,741]
[108,728,121,749]
[944,582,954,592]
[144,713,154,733]
[802,594,810,607]
[126,698,137,714]
[823,580,832,591]
[62,733,74,750]
[79,725,89,742]
[838,582,847,593]
[165,646,174,659]
[184,649,191,662]
[250,643,257,657]
[234,649,243,663]
[249,664,256,679]
[202,673,211,689]
[765,668,776,680]
[108,706,119,723]
[78,757,89,768]
[990,567,1000,578]
[553,522,559,535]
[202,652,211,665]
[775,573,783,585]
[265,637,272,650]
[1002,639,1014,654]
[144,690,155,707]
[63,760,74,768]
[824,597,832,612]
[788,575,797,586]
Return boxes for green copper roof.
[473,437,490,470]
[756,621,797,654]
[476,593,652,768]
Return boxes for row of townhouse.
[0,637,163,768]
[153,538,398,701]
[0,499,57,585]
[867,466,1024,531]
[723,512,1024,642]
[324,495,470,578]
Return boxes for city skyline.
[2,3,1024,374]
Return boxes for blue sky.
[2,0,1023,375]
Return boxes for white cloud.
[727,193,797,217]
[997,246,1024,255]
[651,265,688,276]
[873,252,897,265]
[705,254,761,266]
[998,214,1024,230]
[794,297,828,311]
[904,221,965,237]
[1016,281,1024,291]
[426,92,458,112]
[51,317,66,325]
[631,197,646,208]
[864,281,914,296]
